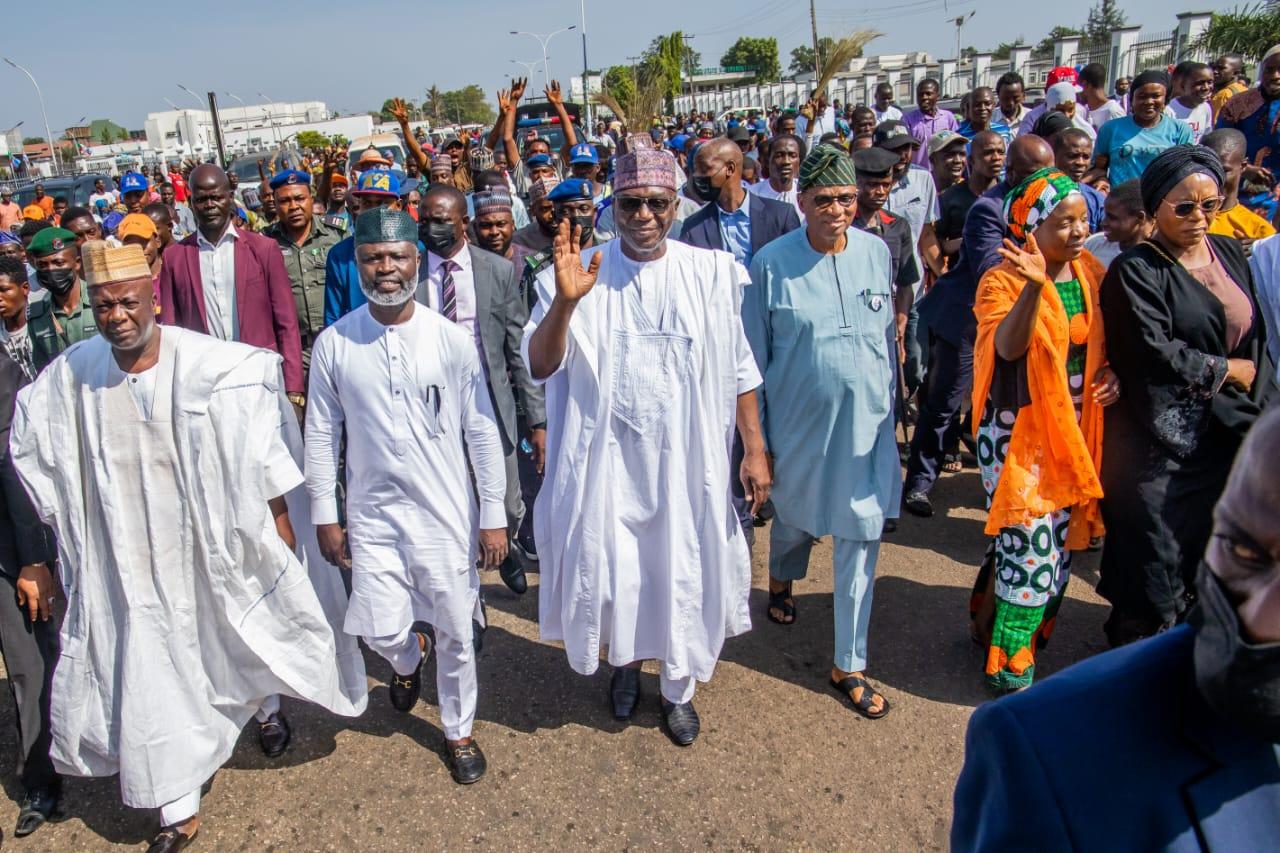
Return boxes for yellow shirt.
[1211,81,1248,121]
[1209,203,1276,240]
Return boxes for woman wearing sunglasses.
[1098,145,1270,647]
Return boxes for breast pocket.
[849,289,893,417]
[418,383,446,439]
[610,330,693,433]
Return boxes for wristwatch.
[287,392,307,408]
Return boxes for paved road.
[0,467,1114,850]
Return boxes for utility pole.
[809,0,822,82]
[682,34,697,116]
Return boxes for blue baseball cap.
[525,153,553,168]
[120,171,149,194]
[667,134,690,151]
[354,169,400,197]
[547,178,595,203]
[569,143,598,165]
[269,169,312,190]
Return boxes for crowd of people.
[0,50,1277,852]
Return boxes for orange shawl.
[971,251,1107,550]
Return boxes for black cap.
[727,125,752,142]
[852,147,901,178]
[873,120,916,151]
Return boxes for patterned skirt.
[970,371,1084,692]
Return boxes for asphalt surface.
[0,465,1115,850]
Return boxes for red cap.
[1047,66,1079,87]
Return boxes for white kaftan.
[9,328,363,810]
[305,304,506,644]
[521,239,761,682]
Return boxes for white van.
[346,133,408,178]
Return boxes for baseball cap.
[873,120,917,151]
[354,169,400,197]
[569,143,599,165]
[1047,66,1081,90]
[851,146,901,178]
[116,213,158,242]
[120,171,149,194]
[21,204,45,221]
[727,125,752,142]
[927,130,968,156]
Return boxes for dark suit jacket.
[676,193,801,260]
[953,626,1280,852]
[158,227,304,393]
[0,354,54,579]
[416,244,545,454]
[917,179,1009,348]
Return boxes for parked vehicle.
[11,173,112,208]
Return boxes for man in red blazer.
[158,164,305,403]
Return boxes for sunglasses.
[616,196,674,214]
[811,192,858,210]
[1164,196,1224,218]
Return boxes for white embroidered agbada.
[522,239,761,682]
[306,304,507,643]
[9,327,365,810]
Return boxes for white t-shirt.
[1168,99,1213,144]
[1084,233,1124,270]
[873,105,903,124]
[748,179,805,221]
[89,190,118,210]
[1088,99,1127,131]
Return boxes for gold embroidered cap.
[81,240,152,287]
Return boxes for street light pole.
[257,92,283,148]
[3,57,60,173]
[510,26,576,84]
[511,59,540,79]
[177,84,213,153]
[579,0,592,130]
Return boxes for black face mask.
[421,221,459,257]
[1191,563,1280,743]
[37,267,78,297]
[690,174,721,205]
[570,213,595,247]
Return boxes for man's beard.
[359,267,419,307]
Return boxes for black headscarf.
[1139,145,1225,216]
[1131,69,1170,93]
[1032,111,1073,140]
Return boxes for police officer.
[263,169,344,361]
[518,178,596,309]
[26,227,97,372]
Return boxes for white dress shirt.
[423,245,483,356]
[197,222,239,341]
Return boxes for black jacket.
[0,352,54,578]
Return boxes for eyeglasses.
[1164,196,1224,218]
[616,196,674,214]
[811,193,858,210]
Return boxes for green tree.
[991,40,1024,61]
[602,65,637,115]
[1084,0,1127,49]
[98,127,113,145]
[640,32,699,100]
[1034,25,1085,59]
[296,130,330,149]
[22,136,43,145]
[435,85,495,125]
[330,134,349,147]
[1194,3,1280,61]
[379,98,417,122]
[789,37,836,74]
[720,36,780,83]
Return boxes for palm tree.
[424,86,446,123]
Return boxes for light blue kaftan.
[744,227,903,543]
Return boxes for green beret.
[354,207,417,246]
[26,227,78,257]
[798,144,858,192]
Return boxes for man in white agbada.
[523,148,772,746]
[9,241,365,853]
[306,207,507,785]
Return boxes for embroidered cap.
[81,240,152,286]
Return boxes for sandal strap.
[833,675,890,717]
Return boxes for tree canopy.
[423,85,494,125]
[790,37,836,74]
[720,36,780,83]
[1194,3,1280,61]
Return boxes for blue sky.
[0,0,1236,133]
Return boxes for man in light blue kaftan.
[743,143,902,719]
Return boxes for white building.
[144,100,350,159]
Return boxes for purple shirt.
[903,107,959,165]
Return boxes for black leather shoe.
[257,711,291,758]
[514,533,538,563]
[903,490,934,518]
[498,554,528,595]
[660,698,700,746]
[389,632,430,712]
[446,739,487,784]
[14,785,59,836]
[147,824,198,853]
[609,667,641,720]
